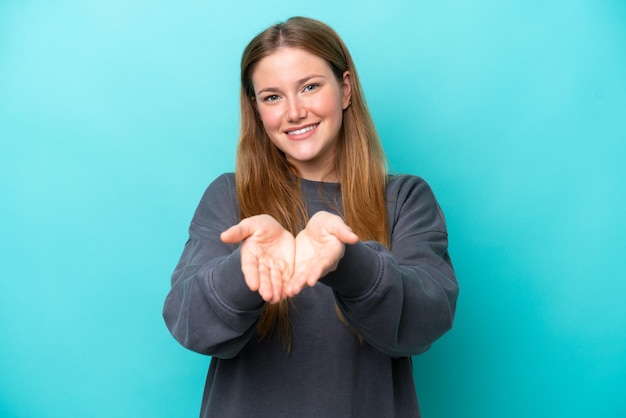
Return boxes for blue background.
[1,1,625,417]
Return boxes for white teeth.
[287,124,317,135]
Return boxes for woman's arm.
[321,176,459,357]
[162,174,265,358]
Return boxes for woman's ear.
[341,71,352,110]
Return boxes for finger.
[287,264,321,297]
[277,259,291,301]
[220,220,255,243]
[269,265,284,304]
[305,264,326,287]
[339,229,359,244]
[240,252,260,292]
[282,269,294,300]
[285,264,302,297]
[221,225,243,243]
[286,273,305,297]
[328,223,359,244]
[257,263,274,303]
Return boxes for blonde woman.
[164,16,458,418]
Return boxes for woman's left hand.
[286,211,359,297]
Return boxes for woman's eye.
[303,84,319,93]
[263,94,280,103]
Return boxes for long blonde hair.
[237,16,389,348]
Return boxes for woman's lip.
[285,123,319,136]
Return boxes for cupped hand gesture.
[220,214,295,304]
[287,211,359,297]
[220,211,359,303]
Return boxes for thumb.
[329,222,359,245]
[220,221,254,243]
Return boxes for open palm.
[221,214,295,304]
[288,211,359,297]
[222,211,359,302]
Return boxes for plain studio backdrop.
[1,1,624,417]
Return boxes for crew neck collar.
[300,177,339,185]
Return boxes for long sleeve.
[166,174,454,417]
[320,175,458,357]
[162,174,265,358]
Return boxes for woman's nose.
[286,98,306,122]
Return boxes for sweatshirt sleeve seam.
[406,228,448,237]
[190,219,224,232]
[207,258,264,316]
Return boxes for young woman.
[163,16,458,418]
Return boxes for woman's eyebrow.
[256,74,326,95]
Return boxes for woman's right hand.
[220,215,294,304]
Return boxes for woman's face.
[251,47,351,181]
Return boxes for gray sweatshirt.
[163,173,458,417]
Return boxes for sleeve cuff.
[212,249,265,310]
[319,241,382,298]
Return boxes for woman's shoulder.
[212,172,236,186]
[202,172,236,196]
[192,173,239,222]
[386,173,431,195]
[386,174,445,217]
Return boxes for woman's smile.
[285,123,319,138]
